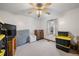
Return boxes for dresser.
[34,30,44,40]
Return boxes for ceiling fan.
[28,3,52,17]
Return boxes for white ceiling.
[0,3,79,16]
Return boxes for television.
[3,23,16,37]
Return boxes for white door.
[47,19,57,41]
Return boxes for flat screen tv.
[3,23,16,37]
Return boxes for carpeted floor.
[15,40,78,56]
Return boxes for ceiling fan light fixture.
[36,10,42,15]
[29,3,52,17]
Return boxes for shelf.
[0,34,5,41]
[0,49,5,56]
[56,44,70,52]
[55,36,72,41]
[56,43,70,49]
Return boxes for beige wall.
[0,10,37,34]
[1,7,79,37]
[39,8,79,38]
[58,8,79,36]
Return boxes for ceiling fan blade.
[23,8,35,14]
[43,3,52,9]
[30,3,37,9]
[46,12,50,15]
[42,8,50,15]
[45,3,52,6]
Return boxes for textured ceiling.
[0,3,79,16]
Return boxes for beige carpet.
[15,40,78,56]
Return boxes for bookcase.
[56,31,72,52]
[0,23,16,56]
